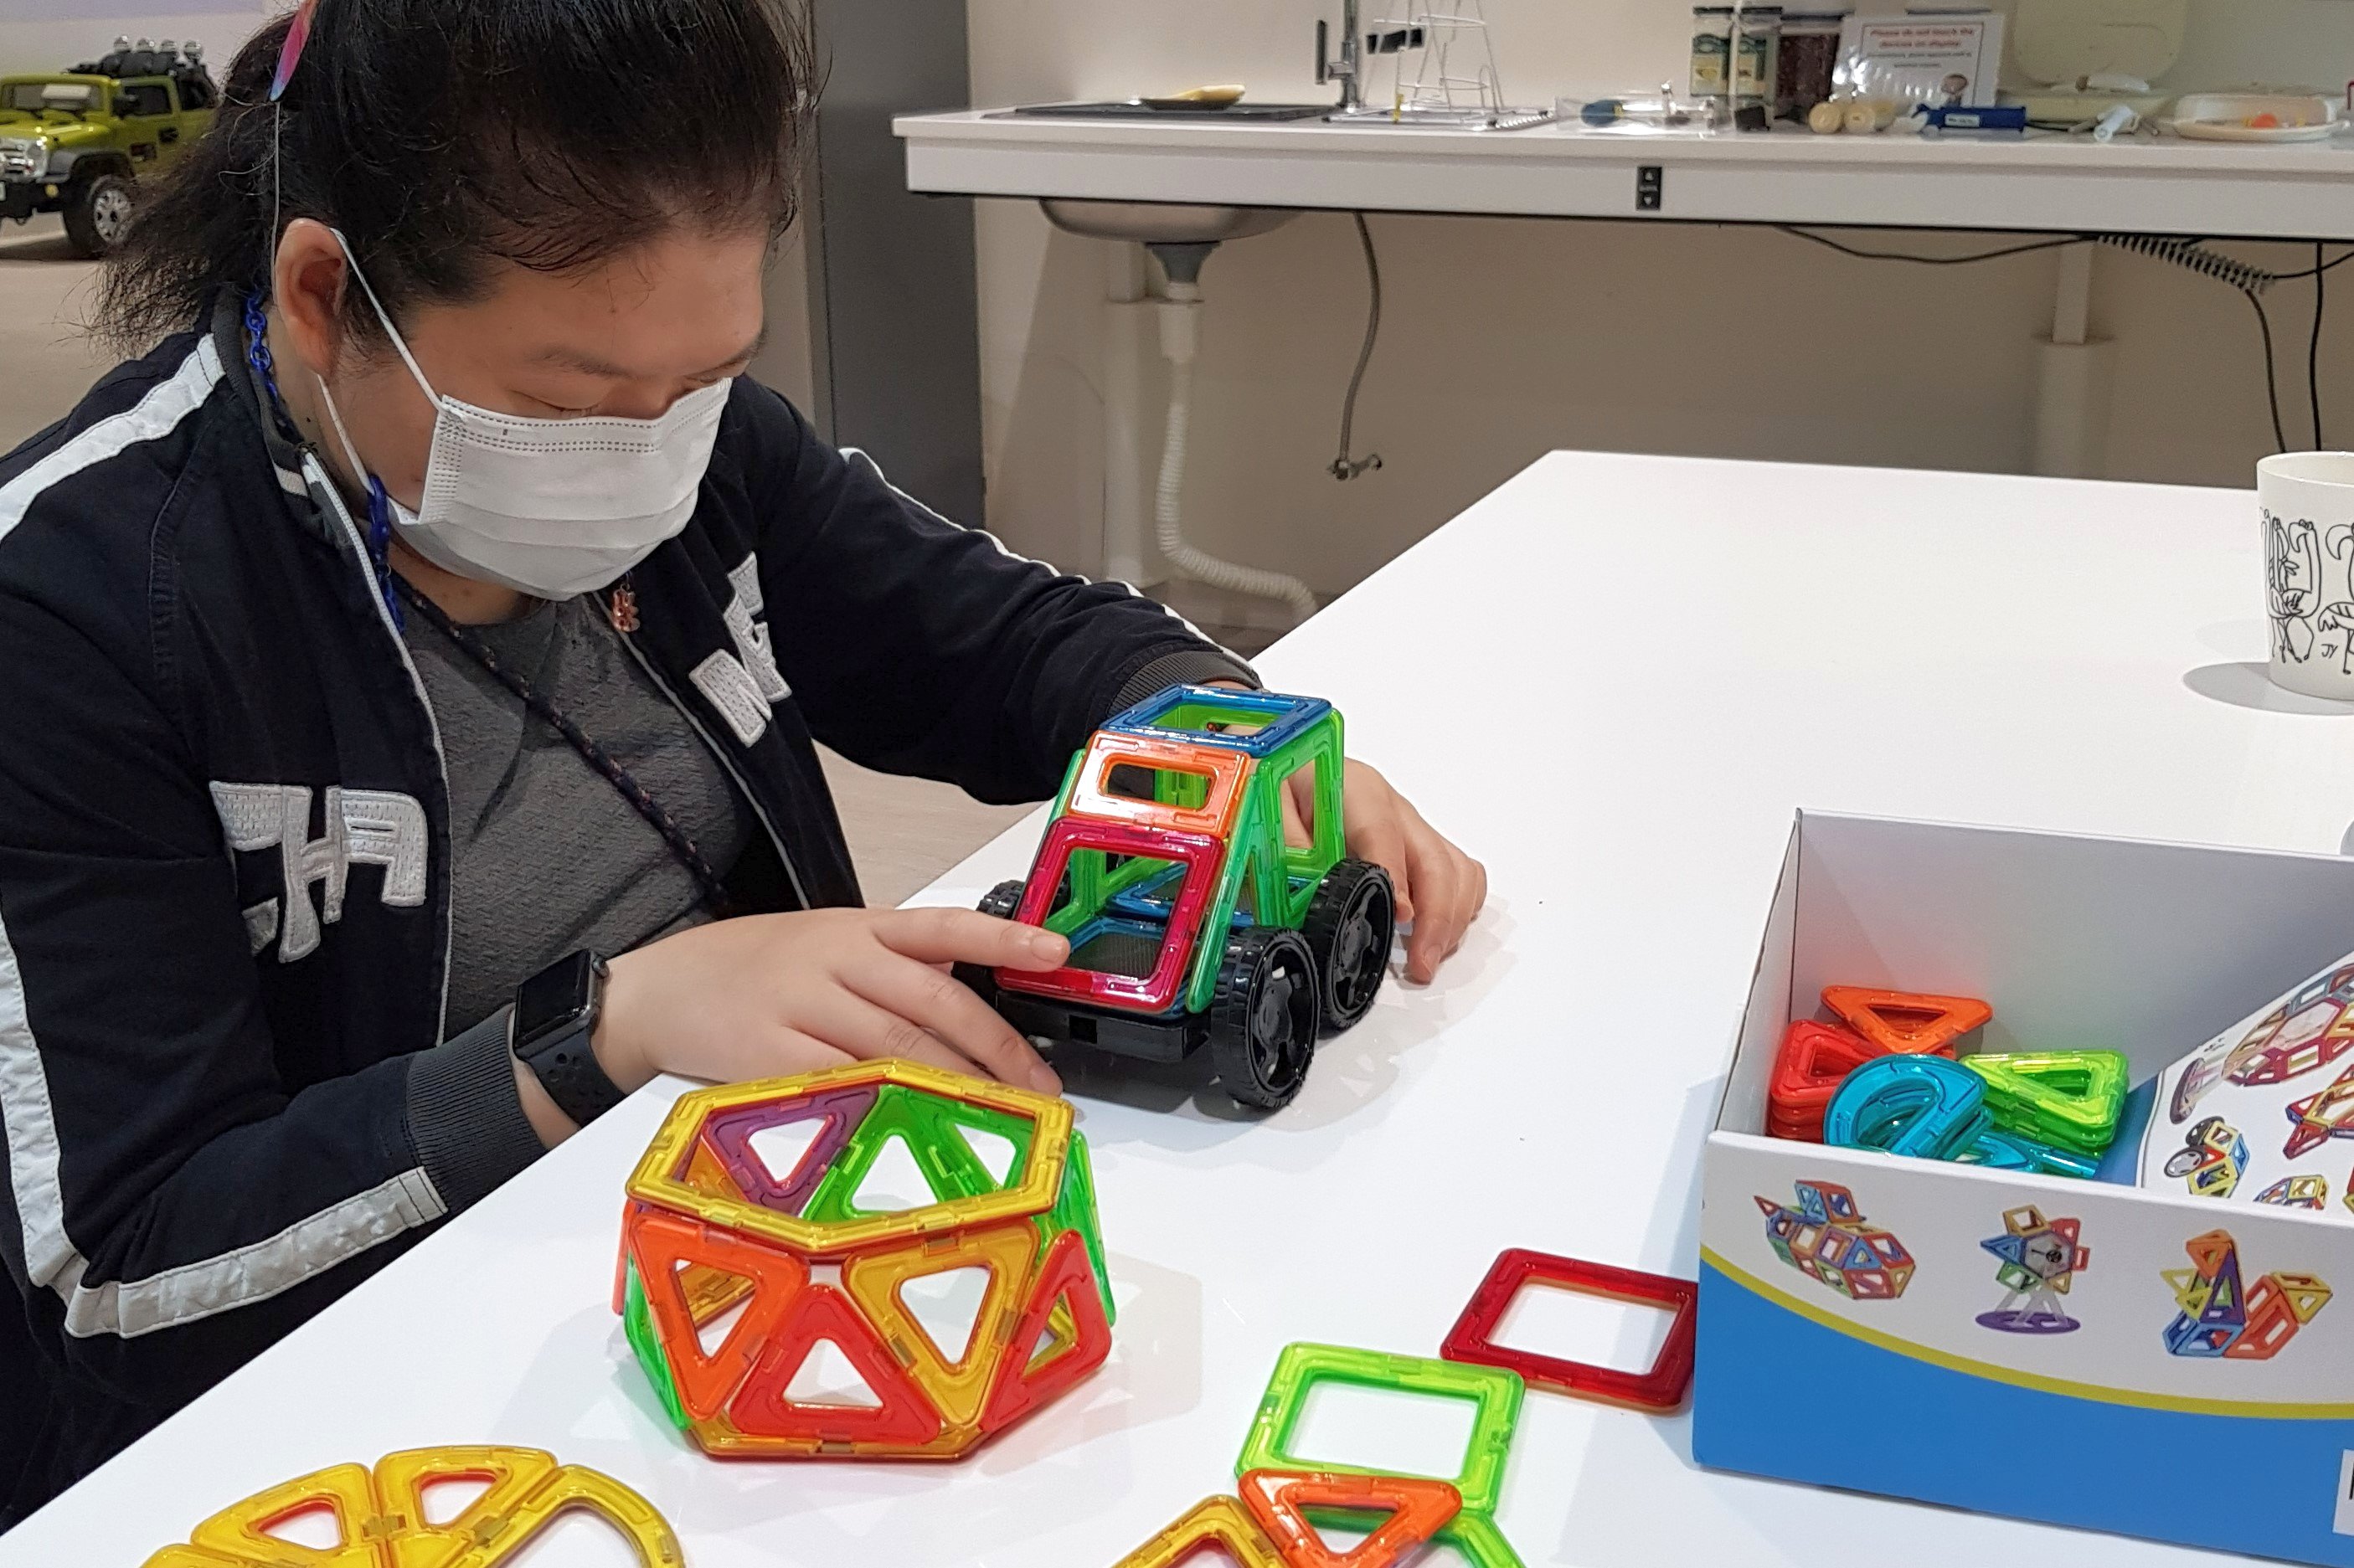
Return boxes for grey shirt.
[397,592,754,1205]
[405,593,755,1031]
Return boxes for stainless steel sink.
[1038,199,1301,245]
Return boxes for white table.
[12,452,2345,1567]
[897,110,2354,240]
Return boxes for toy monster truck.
[959,684,1395,1111]
[2,39,216,257]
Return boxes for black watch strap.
[511,950,627,1126]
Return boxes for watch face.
[516,949,598,1046]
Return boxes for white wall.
[966,0,2354,590]
[0,3,271,80]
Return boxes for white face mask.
[312,228,732,599]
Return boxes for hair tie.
[269,0,317,101]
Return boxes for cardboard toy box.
[1693,812,2354,1565]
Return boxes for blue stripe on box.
[1693,1260,2354,1565]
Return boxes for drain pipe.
[1147,241,1321,624]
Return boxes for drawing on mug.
[2319,526,2354,673]
[2264,509,2321,663]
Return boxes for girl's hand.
[519,909,1069,1142]
[1286,758,1487,984]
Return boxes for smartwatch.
[511,950,627,1127]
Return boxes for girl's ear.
[271,217,350,379]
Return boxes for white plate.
[2174,117,2341,142]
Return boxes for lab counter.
[895,107,2354,240]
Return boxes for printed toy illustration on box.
[2160,1228,2331,1360]
[1754,1180,1917,1299]
[960,685,1394,1110]
[2143,948,2354,1209]
[1977,1205,2088,1334]
[615,1061,1112,1458]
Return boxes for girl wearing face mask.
[0,0,1488,1509]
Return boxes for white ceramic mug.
[2259,451,2354,700]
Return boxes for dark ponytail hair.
[97,0,815,351]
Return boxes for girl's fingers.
[1401,833,1466,983]
[794,984,1000,1081]
[877,904,1068,971]
[846,950,1059,1092]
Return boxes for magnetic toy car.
[2,39,217,257]
[958,684,1394,1110]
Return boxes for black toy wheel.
[1208,927,1321,1110]
[953,879,1031,1002]
[1301,857,1394,1034]
[63,173,133,259]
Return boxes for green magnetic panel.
[1035,1128,1113,1324]
[801,1083,1038,1224]
[622,1262,691,1432]
[1255,718,1344,925]
[1049,749,1084,815]
[1234,1342,1525,1516]
[1960,1050,2130,1154]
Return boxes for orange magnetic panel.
[1068,732,1249,837]
[1236,1468,1463,1568]
[626,1207,809,1421]
[1111,1495,1288,1568]
[979,1227,1112,1435]
[842,1219,1040,1429]
[688,1406,976,1461]
[188,1463,384,1568]
[1821,986,1992,1056]
[727,1284,945,1448]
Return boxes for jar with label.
[1691,6,1733,100]
[1775,9,1847,120]
[1733,6,1782,108]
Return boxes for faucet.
[1316,0,1363,112]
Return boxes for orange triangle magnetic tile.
[726,1283,945,1447]
[2183,1229,2238,1279]
[978,1227,1112,1435]
[626,1207,809,1421]
[1236,1469,1464,1568]
[1821,986,1991,1055]
[369,1447,560,1568]
[1111,1495,1288,1568]
[188,1463,384,1568]
[842,1218,1039,1429]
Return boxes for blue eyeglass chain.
[243,291,403,630]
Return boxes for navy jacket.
[0,301,1246,1499]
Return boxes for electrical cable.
[1775,226,2085,265]
[1331,212,1384,481]
[1785,225,2331,455]
[2261,248,2354,282]
[2097,234,2277,295]
[2247,287,2289,455]
[2311,240,2326,450]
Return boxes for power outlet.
[2337,1450,2354,1536]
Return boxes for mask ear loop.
[262,0,403,630]
[328,226,441,407]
